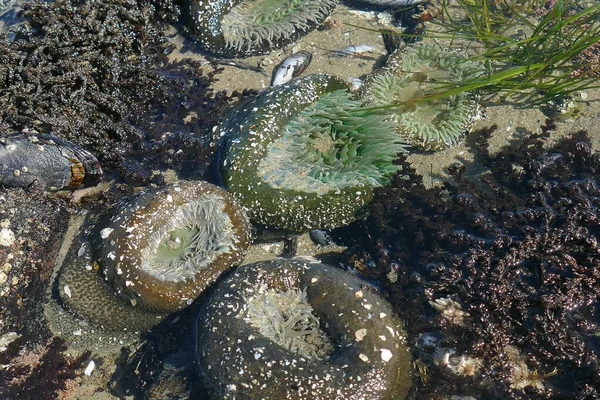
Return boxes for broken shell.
[270,50,313,86]
[0,133,102,190]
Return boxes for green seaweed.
[361,0,600,107]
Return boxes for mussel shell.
[0,133,102,190]
[270,50,313,86]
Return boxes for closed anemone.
[186,0,338,57]
[362,42,484,151]
[217,74,407,232]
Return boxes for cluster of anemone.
[211,44,485,235]
[360,42,484,151]
[360,123,600,398]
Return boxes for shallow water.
[2,1,600,399]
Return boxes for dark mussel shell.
[0,133,102,190]
[270,50,313,86]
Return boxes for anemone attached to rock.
[57,180,251,331]
[361,42,484,151]
[196,257,412,399]
[216,73,407,232]
[184,0,338,57]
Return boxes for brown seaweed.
[357,120,600,399]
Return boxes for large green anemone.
[216,74,407,232]
[184,0,338,57]
[57,180,251,331]
[361,42,484,151]
[196,258,412,399]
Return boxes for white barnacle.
[380,349,393,362]
[430,297,470,325]
[100,228,113,239]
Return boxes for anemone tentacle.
[186,0,338,57]
[361,42,484,151]
[216,74,407,232]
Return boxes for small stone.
[0,228,15,247]
[380,349,393,362]
[84,360,95,376]
[355,328,367,341]
[0,331,20,352]
[100,227,113,239]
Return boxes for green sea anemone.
[57,180,251,331]
[216,73,407,232]
[184,0,338,57]
[361,42,484,151]
[196,257,412,399]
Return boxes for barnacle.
[184,0,338,57]
[57,180,251,331]
[196,257,412,399]
[361,42,484,151]
[216,74,407,232]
